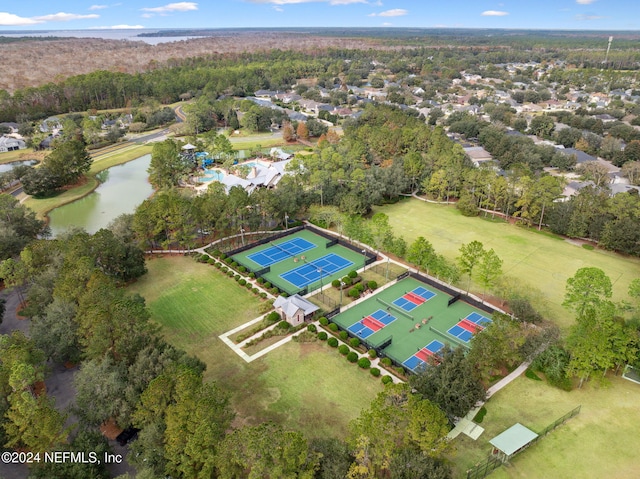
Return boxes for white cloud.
[246,0,367,5]
[0,12,41,25]
[89,4,109,10]
[576,0,596,4]
[575,13,604,20]
[481,10,509,16]
[369,8,408,17]
[273,5,284,11]
[32,12,100,22]
[141,2,198,13]
[90,24,145,29]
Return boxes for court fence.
[465,405,581,479]
[223,226,305,256]
[368,263,407,284]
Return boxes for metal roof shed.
[489,423,539,463]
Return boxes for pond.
[0,160,38,173]
[48,155,153,237]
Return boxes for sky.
[0,1,638,31]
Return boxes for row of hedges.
[197,254,284,299]
[316,321,393,385]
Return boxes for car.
[116,427,140,446]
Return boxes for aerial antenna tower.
[604,36,613,64]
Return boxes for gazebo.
[489,423,539,463]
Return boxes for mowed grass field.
[376,199,640,478]
[128,255,382,439]
[451,375,640,479]
[376,198,640,329]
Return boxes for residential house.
[0,122,19,134]
[0,136,26,152]
[273,294,319,327]
[463,146,494,167]
[39,116,62,133]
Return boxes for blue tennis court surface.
[447,313,492,342]
[347,321,375,339]
[280,253,353,289]
[370,309,397,325]
[466,311,492,325]
[247,237,316,267]
[402,340,445,371]
[413,287,436,300]
[393,296,419,311]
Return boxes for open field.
[451,375,640,479]
[376,198,640,329]
[128,255,382,439]
[23,144,152,219]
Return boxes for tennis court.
[447,312,492,343]
[231,229,367,295]
[403,340,445,372]
[347,309,398,339]
[280,254,353,289]
[331,276,495,367]
[247,237,316,267]
[392,287,436,311]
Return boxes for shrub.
[509,297,543,323]
[338,345,349,355]
[350,338,360,348]
[381,375,393,385]
[238,266,246,273]
[211,249,221,258]
[307,324,317,333]
[277,320,290,330]
[339,331,348,341]
[367,280,378,290]
[257,277,265,284]
[221,266,229,273]
[245,282,253,289]
[208,258,216,265]
[251,287,259,293]
[331,279,341,288]
[319,317,329,326]
[473,406,487,424]
[225,257,233,264]
[199,254,209,262]
[525,368,542,381]
[380,358,392,367]
[235,275,241,281]
[270,287,280,295]
[394,366,405,376]
[368,349,377,358]
[264,282,272,288]
[341,276,352,286]
[249,272,255,278]
[227,271,234,277]
[257,300,274,314]
[267,311,281,322]
[318,331,328,341]
[358,358,371,369]
[348,270,358,279]
[328,323,338,332]
[260,292,267,299]
[231,261,238,268]
[220,253,227,260]
[370,367,381,377]
[327,337,338,347]
[346,352,358,363]
[348,288,360,299]
[238,279,247,286]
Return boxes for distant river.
[48,155,152,237]
[0,29,206,45]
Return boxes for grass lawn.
[0,148,37,164]
[376,198,640,329]
[128,255,382,439]
[23,144,152,219]
[451,376,640,479]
